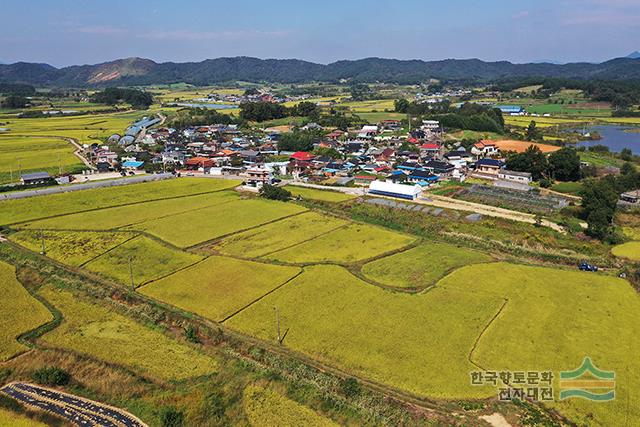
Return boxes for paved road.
[1,382,147,427]
[287,181,565,232]
[0,173,175,201]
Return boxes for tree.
[1,95,28,109]
[548,147,581,181]
[525,121,543,141]
[506,145,549,181]
[277,130,321,152]
[579,178,619,240]
[620,148,633,162]
[259,184,291,201]
[394,98,410,113]
[32,367,70,386]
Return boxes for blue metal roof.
[122,160,144,168]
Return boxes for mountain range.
[1,56,639,87]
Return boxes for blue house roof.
[122,160,144,168]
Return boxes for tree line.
[395,100,505,133]
[90,88,153,109]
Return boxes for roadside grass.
[611,241,640,261]
[243,384,339,427]
[0,136,83,184]
[38,286,218,381]
[550,181,583,195]
[85,236,203,286]
[215,212,348,258]
[226,264,501,399]
[284,186,355,203]
[361,242,491,289]
[0,408,48,427]
[19,190,240,231]
[0,261,53,361]
[10,230,137,266]
[441,262,640,427]
[264,223,416,264]
[131,198,307,248]
[139,256,301,322]
[0,177,241,226]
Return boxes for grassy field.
[0,261,52,361]
[215,212,348,258]
[20,190,240,231]
[0,135,83,184]
[85,236,203,286]
[243,385,338,427]
[0,177,241,226]
[361,242,491,289]
[139,256,301,321]
[0,409,47,427]
[622,227,640,240]
[10,230,137,266]
[284,186,356,203]
[505,116,586,128]
[611,241,640,261]
[131,198,307,248]
[39,286,218,380]
[264,223,416,264]
[578,151,626,168]
[550,181,583,195]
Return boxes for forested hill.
[1,56,640,87]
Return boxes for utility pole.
[128,256,135,290]
[40,229,46,255]
[274,306,281,344]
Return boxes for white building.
[368,180,423,200]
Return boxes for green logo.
[559,357,615,401]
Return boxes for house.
[185,157,214,170]
[474,158,504,176]
[620,189,640,204]
[244,167,273,188]
[21,172,51,185]
[471,141,499,157]
[407,170,439,186]
[421,120,440,132]
[162,150,186,165]
[419,143,442,158]
[424,160,455,176]
[121,160,144,171]
[354,175,377,186]
[380,120,402,131]
[290,151,315,162]
[498,170,532,184]
[496,105,525,115]
[368,180,423,200]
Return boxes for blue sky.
[1,0,639,67]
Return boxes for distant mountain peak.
[627,51,640,59]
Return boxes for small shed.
[368,180,423,200]
[21,172,51,185]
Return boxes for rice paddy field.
[243,385,338,427]
[139,256,301,321]
[611,241,640,261]
[0,261,52,361]
[0,177,240,225]
[284,186,356,203]
[361,242,492,289]
[0,409,48,427]
[38,286,218,381]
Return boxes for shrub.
[260,184,291,201]
[340,377,361,398]
[160,406,184,427]
[31,366,70,386]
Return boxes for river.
[575,125,640,154]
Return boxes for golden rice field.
[0,409,47,427]
[139,256,300,321]
[0,177,240,226]
[85,235,203,286]
[0,261,52,361]
[264,223,416,264]
[130,198,307,248]
[214,212,348,258]
[611,241,640,261]
[504,116,585,128]
[39,286,218,380]
[284,186,356,203]
[10,230,137,266]
[243,385,338,427]
[19,190,240,231]
[361,242,492,288]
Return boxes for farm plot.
[0,136,83,184]
[10,230,137,266]
[264,223,416,264]
[214,212,348,258]
[0,261,52,361]
[243,385,338,427]
[131,198,307,248]
[0,177,240,226]
[85,236,203,286]
[19,190,240,231]
[441,263,640,427]
[611,241,640,261]
[0,409,47,427]
[361,242,492,289]
[284,186,355,203]
[139,256,301,321]
[227,265,501,398]
[38,286,218,380]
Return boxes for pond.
[575,125,640,154]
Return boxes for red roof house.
[290,151,315,161]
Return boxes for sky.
[1,0,639,67]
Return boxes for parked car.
[579,261,598,272]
